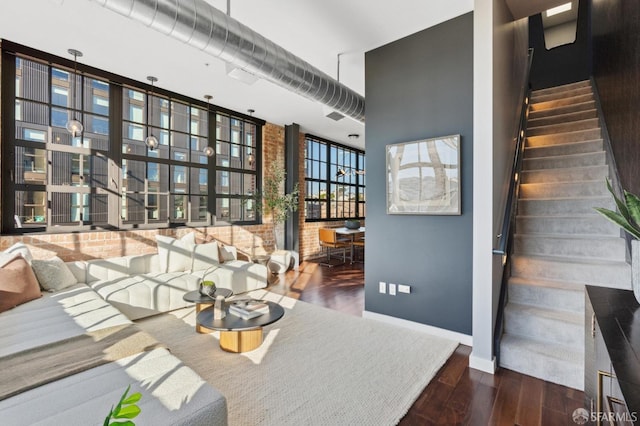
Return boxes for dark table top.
[586,286,640,420]
[183,288,233,304]
[196,300,284,332]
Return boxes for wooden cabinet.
[585,286,639,425]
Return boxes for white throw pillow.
[156,233,196,273]
[31,256,78,292]
[3,242,33,265]
[192,242,221,271]
[219,244,237,262]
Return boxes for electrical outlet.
[379,281,386,294]
[398,284,411,294]
[389,283,397,296]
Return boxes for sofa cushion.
[192,242,221,271]
[156,233,196,273]
[31,256,78,292]
[0,348,228,426]
[0,255,41,313]
[90,272,201,320]
[65,261,87,284]
[3,242,33,264]
[194,260,268,294]
[0,283,132,358]
[85,256,130,284]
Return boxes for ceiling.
[0,0,474,150]
[505,0,574,20]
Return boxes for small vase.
[199,281,216,297]
[632,239,640,304]
[214,295,226,319]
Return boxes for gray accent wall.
[364,12,474,335]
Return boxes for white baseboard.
[469,353,496,374]
[362,310,473,346]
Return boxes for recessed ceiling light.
[546,2,572,17]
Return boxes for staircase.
[499,80,631,390]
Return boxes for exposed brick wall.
[0,226,275,262]
[296,132,324,259]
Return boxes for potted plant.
[104,385,142,425]
[199,280,216,297]
[254,163,299,251]
[595,179,640,303]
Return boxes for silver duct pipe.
[92,0,365,122]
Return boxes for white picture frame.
[386,134,461,215]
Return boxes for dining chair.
[318,228,352,267]
[351,235,364,263]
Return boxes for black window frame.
[304,134,365,222]
[0,40,265,234]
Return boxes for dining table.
[334,227,365,263]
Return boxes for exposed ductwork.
[92,0,365,122]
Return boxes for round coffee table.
[183,288,233,334]
[196,300,284,353]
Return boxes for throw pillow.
[3,242,34,265]
[31,256,78,292]
[192,241,221,271]
[155,233,196,273]
[219,244,237,262]
[0,256,42,313]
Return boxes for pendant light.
[246,108,255,166]
[202,94,214,157]
[65,49,84,138]
[145,76,159,150]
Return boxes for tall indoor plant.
[256,163,299,251]
[595,179,640,303]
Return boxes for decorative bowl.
[344,220,361,230]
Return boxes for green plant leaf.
[122,392,142,405]
[624,190,640,228]
[113,405,141,419]
[109,421,135,426]
[104,407,114,426]
[595,207,640,239]
[606,179,631,221]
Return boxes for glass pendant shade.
[203,145,215,157]
[66,118,84,138]
[66,49,83,138]
[145,134,159,150]
[146,76,159,151]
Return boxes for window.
[215,113,258,223]
[121,88,210,225]
[11,57,110,229]
[2,46,264,233]
[304,136,365,221]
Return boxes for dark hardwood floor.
[267,260,586,426]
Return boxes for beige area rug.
[136,290,458,426]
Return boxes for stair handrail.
[493,48,534,257]
[492,48,534,362]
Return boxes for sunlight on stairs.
[499,80,631,391]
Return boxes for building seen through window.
[304,136,365,221]
[4,50,263,233]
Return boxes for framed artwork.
[386,134,461,215]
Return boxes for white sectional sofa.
[0,235,269,425]
[69,239,268,320]
[0,282,227,425]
